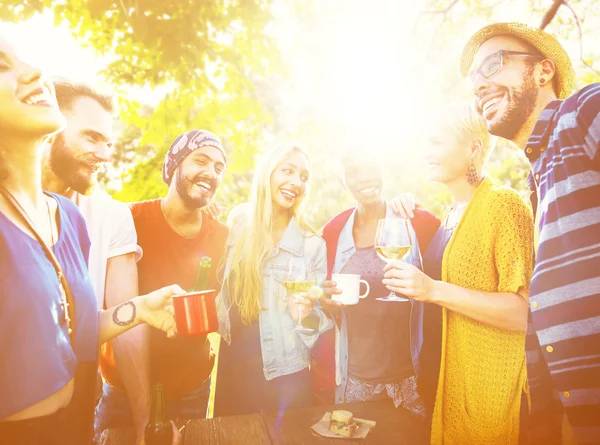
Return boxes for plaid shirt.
[525,83,600,445]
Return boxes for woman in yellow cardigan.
[385,102,533,445]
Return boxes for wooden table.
[262,401,427,444]
[184,413,271,445]
[98,414,270,445]
[102,400,428,445]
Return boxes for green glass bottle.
[191,256,212,291]
[145,383,173,445]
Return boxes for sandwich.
[329,410,358,438]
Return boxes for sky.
[3,3,595,87]
[1,12,171,106]
[2,1,597,207]
[2,13,104,85]
[3,2,596,156]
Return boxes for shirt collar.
[277,216,306,257]
[338,201,396,253]
[524,100,562,162]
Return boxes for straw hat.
[461,22,575,99]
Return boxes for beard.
[49,135,98,195]
[175,169,214,210]
[481,74,538,140]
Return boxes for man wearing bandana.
[96,130,229,444]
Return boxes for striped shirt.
[525,83,600,445]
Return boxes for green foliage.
[3,0,599,227]
[1,0,279,203]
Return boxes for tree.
[3,1,599,227]
[1,0,281,202]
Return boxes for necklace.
[443,201,469,231]
[46,198,55,246]
[4,191,74,337]
[450,200,469,212]
[45,197,73,335]
[0,187,73,336]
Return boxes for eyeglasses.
[468,50,544,83]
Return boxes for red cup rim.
[174,289,216,298]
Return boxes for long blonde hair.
[225,144,315,324]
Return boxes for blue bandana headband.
[162,129,226,185]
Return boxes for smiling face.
[173,146,226,209]
[270,150,310,211]
[49,96,113,195]
[425,120,472,185]
[424,102,492,186]
[342,156,384,207]
[468,36,541,140]
[0,38,65,140]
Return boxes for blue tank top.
[0,192,98,419]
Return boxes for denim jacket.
[332,204,424,404]
[217,216,333,381]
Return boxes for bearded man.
[95,130,229,444]
[463,23,600,445]
[41,80,149,440]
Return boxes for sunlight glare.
[278,0,430,161]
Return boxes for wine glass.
[375,218,412,302]
[284,257,316,333]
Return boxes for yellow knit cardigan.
[430,178,534,445]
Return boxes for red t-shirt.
[100,199,228,400]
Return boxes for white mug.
[331,273,370,305]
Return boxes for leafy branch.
[421,0,460,15]
[539,0,564,30]
[539,0,600,76]
[562,1,600,76]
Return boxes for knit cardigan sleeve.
[491,189,535,295]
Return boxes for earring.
[466,158,478,185]
[540,79,546,85]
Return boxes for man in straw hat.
[462,22,600,445]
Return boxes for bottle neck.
[149,383,169,424]
[191,258,212,291]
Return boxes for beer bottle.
[191,256,211,291]
[145,382,173,445]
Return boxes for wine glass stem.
[386,260,397,298]
[297,303,302,327]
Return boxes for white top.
[73,191,142,308]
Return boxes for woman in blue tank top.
[0,36,183,444]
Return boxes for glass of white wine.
[283,257,316,332]
[375,218,412,302]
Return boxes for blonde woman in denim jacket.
[214,144,333,417]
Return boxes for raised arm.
[384,192,534,332]
[98,284,182,346]
[102,203,151,444]
[105,252,151,444]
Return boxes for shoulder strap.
[0,187,76,344]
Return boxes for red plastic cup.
[173,290,218,336]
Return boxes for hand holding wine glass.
[284,257,317,332]
[382,260,436,302]
[375,218,412,302]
